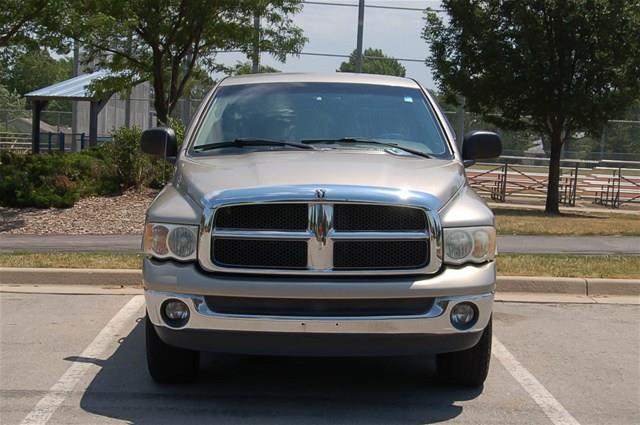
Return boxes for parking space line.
[19,295,145,425]
[493,336,580,425]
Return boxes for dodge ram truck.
[141,73,502,386]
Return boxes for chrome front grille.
[211,203,430,271]
[198,185,443,276]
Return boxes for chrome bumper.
[142,258,495,299]
[144,260,494,354]
[146,289,493,335]
[144,259,494,335]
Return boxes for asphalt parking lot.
[1,290,638,425]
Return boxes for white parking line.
[19,295,145,425]
[493,336,581,425]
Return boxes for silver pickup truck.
[140,73,501,387]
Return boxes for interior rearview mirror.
[140,127,178,159]
[462,131,502,163]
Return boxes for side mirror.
[140,127,177,159]
[462,131,502,162]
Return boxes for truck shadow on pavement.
[79,320,482,424]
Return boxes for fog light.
[450,302,477,330]
[162,299,190,327]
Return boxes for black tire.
[145,314,199,383]
[436,317,492,387]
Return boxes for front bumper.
[144,259,495,356]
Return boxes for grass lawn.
[494,208,640,236]
[0,252,144,269]
[497,254,640,279]
[1,252,638,279]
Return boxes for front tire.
[145,314,199,383]
[436,317,492,387]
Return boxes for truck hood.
[175,149,466,210]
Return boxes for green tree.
[231,61,280,75]
[181,64,216,100]
[69,0,306,124]
[603,100,640,157]
[339,48,406,77]
[423,0,640,214]
[1,47,74,126]
[0,84,26,131]
[0,0,67,52]
[2,48,72,95]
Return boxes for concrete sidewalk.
[1,234,639,255]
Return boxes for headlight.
[143,223,198,260]
[444,226,496,265]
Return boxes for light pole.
[252,13,260,73]
[355,0,365,73]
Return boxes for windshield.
[191,82,452,158]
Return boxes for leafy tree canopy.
[182,64,216,100]
[0,47,73,126]
[66,0,306,124]
[339,48,406,77]
[232,61,280,75]
[0,0,68,56]
[1,47,72,96]
[423,0,640,213]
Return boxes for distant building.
[76,81,155,138]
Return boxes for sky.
[213,0,443,90]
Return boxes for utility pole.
[456,96,465,148]
[181,53,192,125]
[71,41,80,151]
[355,0,365,72]
[252,13,260,73]
[124,35,132,129]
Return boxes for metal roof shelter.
[25,70,114,153]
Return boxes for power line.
[215,50,426,63]
[303,1,444,12]
[302,51,425,63]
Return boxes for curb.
[586,278,640,296]
[1,267,639,296]
[496,276,586,294]
[0,268,142,287]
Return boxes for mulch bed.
[0,188,157,235]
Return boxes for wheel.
[436,317,492,387]
[145,314,199,383]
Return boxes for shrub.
[0,120,186,209]
[97,126,174,190]
[0,151,109,208]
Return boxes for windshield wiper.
[300,137,432,159]
[194,138,315,152]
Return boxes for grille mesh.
[333,240,429,269]
[204,296,435,317]
[215,204,308,230]
[212,238,307,269]
[334,204,426,231]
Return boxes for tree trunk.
[154,96,169,126]
[545,130,563,214]
[151,51,169,126]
